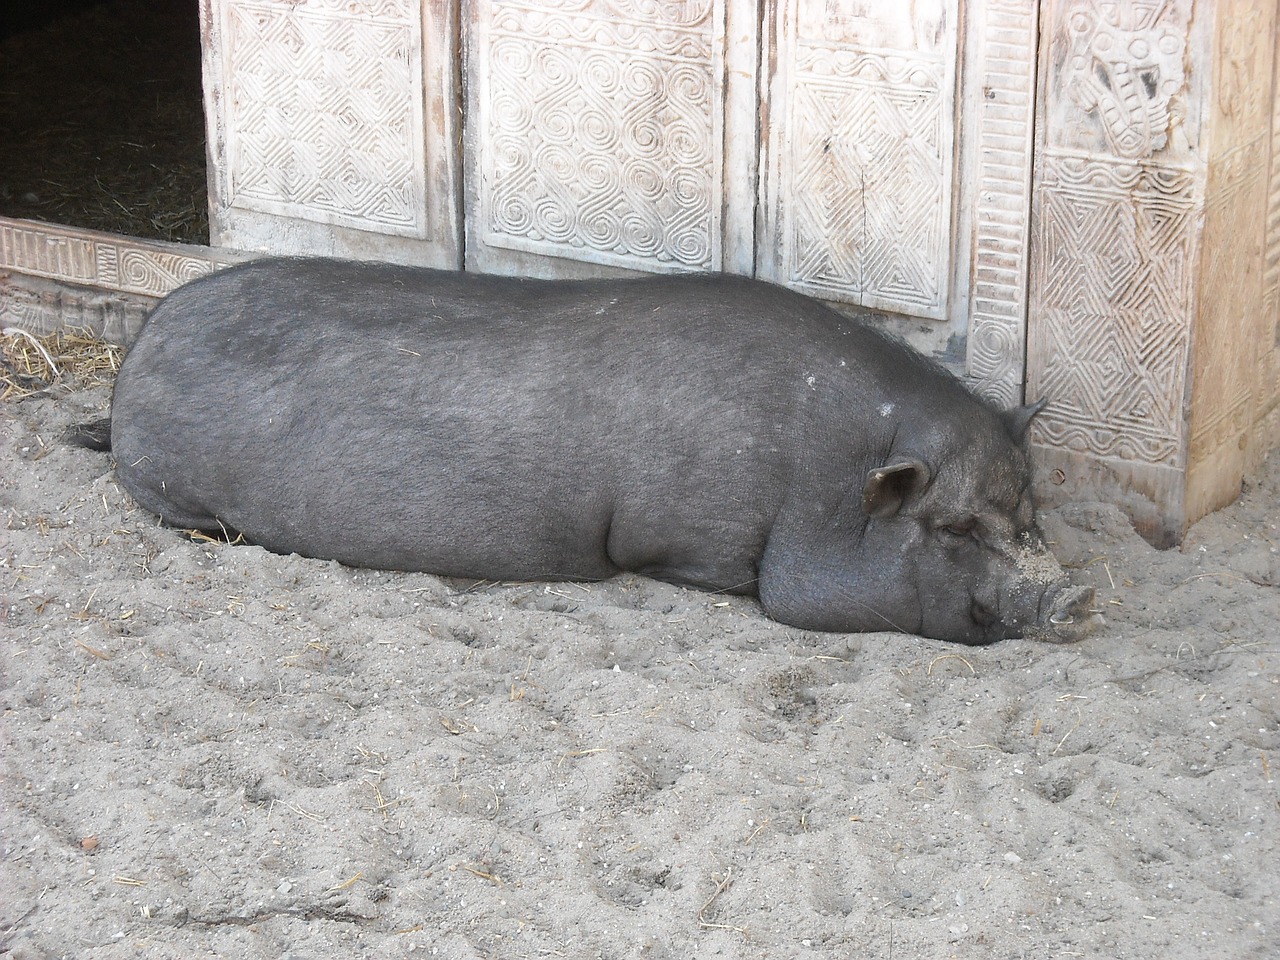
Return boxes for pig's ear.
[862,459,930,518]
[1005,397,1049,442]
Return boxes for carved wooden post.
[1027,0,1279,547]
[1260,13,1280,475]
[961,0,1042,408]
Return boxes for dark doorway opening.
[0,0,208,244]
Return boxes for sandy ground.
[2,380,1277,960]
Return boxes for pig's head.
[760,398,1102,644]
[850,401,1101,645]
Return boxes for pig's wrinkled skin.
[85,257,1099,645]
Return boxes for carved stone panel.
[760,0,958,323]
[202,0,460,267]
[465,0,757,278]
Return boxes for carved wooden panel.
[0,219,251,342]
[760,0,958,322]
[1030,158,1196,468]
[202,0,460,267]
[465,0,756,278]
[961,0,1041,407]
[1026,0,1198,545]
[223,1,424,235]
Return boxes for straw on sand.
[1,327,123,401]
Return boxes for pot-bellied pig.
[75,257,1099,645]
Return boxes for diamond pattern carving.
[786,54,948,314]
[761,0,957,321]
[1029,156,1195,465]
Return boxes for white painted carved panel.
[759,0,958,322]
[465,0,756,277]
[201,0,460,267]
[221,0,425,236]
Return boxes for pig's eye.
[941,519,977,540]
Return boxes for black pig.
[80,257,1098,644]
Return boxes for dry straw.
[1,327,122,401]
